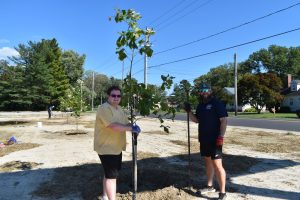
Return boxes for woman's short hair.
[106,85,121,95]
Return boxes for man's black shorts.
[200,142,222,160]
[99,153,122,179]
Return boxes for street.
[173,113,300,133]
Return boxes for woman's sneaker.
[198,185,216,195]
[217,192,227,200]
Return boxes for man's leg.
[103,177,116,200]
[204,156,214,186]
[212,158,226,193]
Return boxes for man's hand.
[132,125,141,136]
[216,136,224,146]
[183,102,191,112]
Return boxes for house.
[223,87,252,112]
[281,76,300,112]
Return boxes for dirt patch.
[226,129,300,153]
[0,143,40,157]
[0,120,29,126]
[0,161,41,172]
[60,129,88,135]
[170,139,199,153]
[144,130,171,135]
[137,151,160,159]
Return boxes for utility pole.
[144,28,149,89]
[122,61,124,83]
[92,72,94,111]
[234,53,238,116]
[80,80,83,112]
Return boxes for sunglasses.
[199,89,210,93]
[110,94,122,98]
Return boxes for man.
[184,82,228,200]
[48,105,54,119]
[94,85,141,200]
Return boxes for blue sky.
[1,0,300,88]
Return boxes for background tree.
[61,50,86,87]
[10,39,70,110]
[193,63,234,104]
[0,62,30,110]
[240,45,300,87]
[238,73,283,113]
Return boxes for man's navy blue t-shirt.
[195,98,228,143]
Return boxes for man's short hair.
[106,85,121,95]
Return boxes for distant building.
[223,87,252,112]
[281,75,300,112]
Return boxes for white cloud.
[0,39,10,44]
[0,47,19,59]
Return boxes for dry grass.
[226,129,300,153]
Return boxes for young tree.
[112,8,175,199]
[59,82,84,129]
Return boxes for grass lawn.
[228,112,299,120]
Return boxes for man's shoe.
[198,185,216,195]
[217,192,227,200]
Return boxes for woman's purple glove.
[132,125,141,136]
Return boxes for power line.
[148,0,188,27]
[154,2,300,55]
[156,0,215,32]
[153,0,199,30]
[149,27,300,69]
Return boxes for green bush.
[243,107,256,113]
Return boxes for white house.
[223,87,252,112]
[282,79,300,112]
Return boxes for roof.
[223,87,235,95]
[291,80,300,84]
[285,90,300,97]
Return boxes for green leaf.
[144,46,153,57]
[117,49,127,61]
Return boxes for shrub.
[244,107,256,113]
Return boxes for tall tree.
[240,45,300,87]
[10,39,70,110]
[194,63,234,104]
[0,62,31,110]
[238,73,283,113]
[61,50,86,86]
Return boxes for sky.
[1,0,300,89]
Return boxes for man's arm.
[216,117,227,146]
[219,117,227,137]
